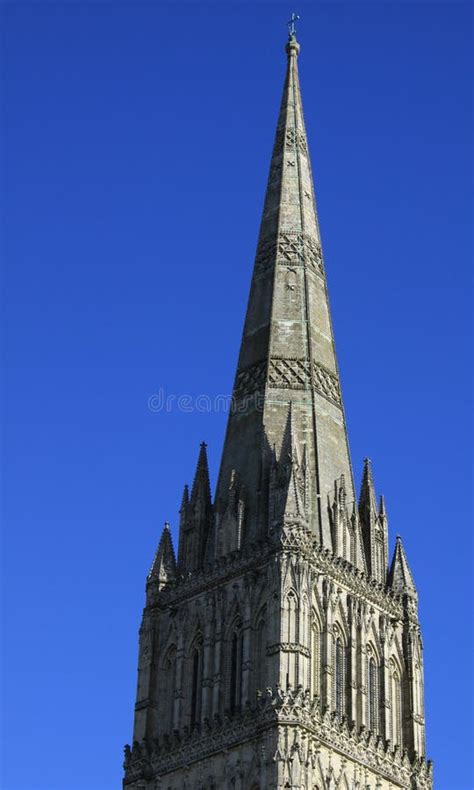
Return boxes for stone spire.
[178,443,213,572]
[125,30,432,790]
[190,442,212,508]
[388,535,417,599]
[359,459,389,582]
[148,522,177,589]
[215,33,354,550]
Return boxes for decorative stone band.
[266,642,311,658]
[254,231,324,277]
[233,357,341,407]
[273,125,308,159]
[123,686,433,787]
[233,360,267,401]
[150,539,405,621]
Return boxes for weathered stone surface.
[124,32,431,790]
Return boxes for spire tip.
[286,12,301,56]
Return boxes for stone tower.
[124,32,432,790]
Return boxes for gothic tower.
[124,31,432,790]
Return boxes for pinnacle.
[359,458,377,513]
[280,402,298,464]
[149,521,177,582]
[388,535,417,598]
[191,442,211,504]
[180,484,190,511]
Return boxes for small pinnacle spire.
[149,521,177,584]
[379,494,386,517]
[359,458,388,582]
[388,535,417,598]
[280,402,299,466]
[191,442,211,504]
[359,458,377,514]
[180,484,189,512]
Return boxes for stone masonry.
[123,32,432,790]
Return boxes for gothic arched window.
[286,591,297,643]
[285,591,299,689]
[190,634,203,727]
[368,655,378,733]
[335,636,345,718]
[229,621,243,714]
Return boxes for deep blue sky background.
[2,3,472,789]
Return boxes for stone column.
[298,591,310,690]
[241,598,252,706]
[132,612,157,742]
[202,596,214,721]
[173,629,185,731]
[322,580,333,710]
[212,592,223,715]
[359,603,368,729]
[348,595,358,724]
[379,619,390,740]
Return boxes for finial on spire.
[287,12,300,38]
[286,12,301,56]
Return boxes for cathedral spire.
[126,30,432,789]
[215,30,354,550]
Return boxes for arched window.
[230,627,243,713]
[190,634,203,727]
[335,636,345,718]
[286,591,297,643]
[368,655,378,733]
[285,591,298,688]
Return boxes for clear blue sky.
[2,3,472,789]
